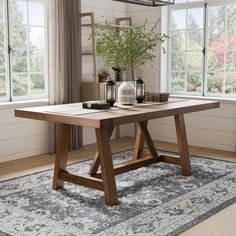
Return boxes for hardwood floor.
[0,137,236,235]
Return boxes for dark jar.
[105,78,116,107]
[135,76,145,103]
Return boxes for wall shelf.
[81,12,133,101]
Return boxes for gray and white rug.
[1,150,236,236]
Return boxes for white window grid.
[0,0,48,102]
[168,0,236,98]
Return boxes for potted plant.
[95,20,168,104]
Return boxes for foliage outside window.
[169,0,236,97]
[0,0,47,102]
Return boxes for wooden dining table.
[15,99,220,206]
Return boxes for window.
[168,0,236,97]
[0,0,47,102]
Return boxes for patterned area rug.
[1,150,236,236]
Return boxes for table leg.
[133,124,145,160]
[88,152,100,176]
[137,121,159,159]
[89,126,114,175]
[53,124,71,190]
[96,126,118,206]
[174,114,192,176]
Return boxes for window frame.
[0,0,10,102]
[168,0,236,98]
[0,0,48,103]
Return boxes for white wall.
[0,101,49,163]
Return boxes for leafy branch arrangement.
[94,20,168,71]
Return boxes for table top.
[15,99,220,128]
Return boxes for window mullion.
[5,0,12,101]
[203,3,208,96]
[223,6,227,95]
[167,6,172,93]
[26,0,30,97]
[185,9,187,93]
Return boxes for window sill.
[0,99,49,110]
[170,95,236,105]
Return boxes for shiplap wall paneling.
[0,107,49,163]
[148,103,236,152]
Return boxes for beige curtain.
[48,0,82,152]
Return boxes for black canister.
[135,76,145,103]
[105,78,116,107]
